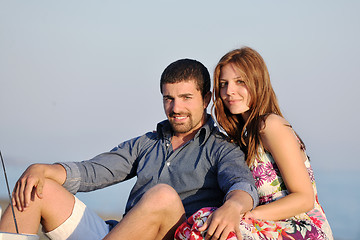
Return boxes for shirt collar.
[156,114,216,146]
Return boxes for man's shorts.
[45,196,112,240]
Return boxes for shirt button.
[166,162,170,166]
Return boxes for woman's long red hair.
[213,47,283,166]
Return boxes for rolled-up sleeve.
[217,144,259,209]
[59,162,81,194]
[57,135,143,194]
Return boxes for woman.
[175,47,333,240]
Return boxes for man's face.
[162,80,210,136]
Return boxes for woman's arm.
[250,114,314,221]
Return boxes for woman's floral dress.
[175,150,333,240]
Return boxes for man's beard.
[170,120,193,134]
[169,112,193,134]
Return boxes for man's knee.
[39,179,75,212]
[41,179,69,197]
[141,184,183,212]
[39,180,76,232]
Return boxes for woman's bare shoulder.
[260,114,290,133]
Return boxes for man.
[0,59,258,240]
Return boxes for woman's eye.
[219,82,227,88]
[237,80,245,85]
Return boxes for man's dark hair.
[160,59,211,98]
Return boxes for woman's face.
[219,63,251,120]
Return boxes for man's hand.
[12,163,66,211]
[198,190,253,240]
[198,202,243,240]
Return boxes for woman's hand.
[243,210,255,220]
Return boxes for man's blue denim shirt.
[59,116,258,217]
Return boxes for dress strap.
[284,124,306,151]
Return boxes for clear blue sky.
[1,1,359,239]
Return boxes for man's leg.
[104,184,186,240]
[0,179,75,234]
